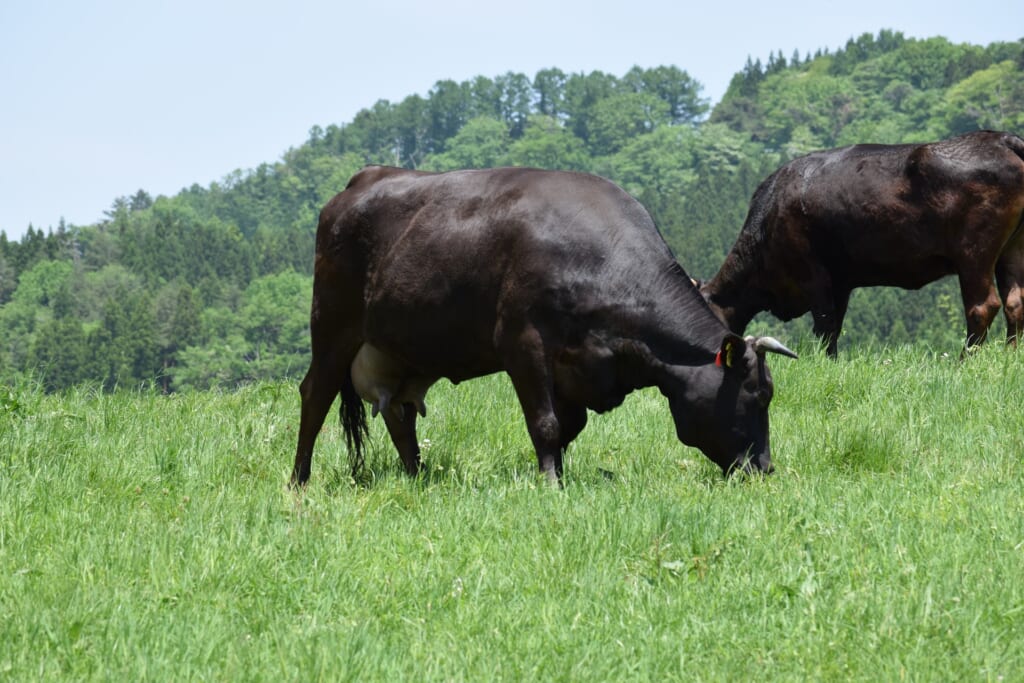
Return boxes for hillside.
[1,30,1022,392]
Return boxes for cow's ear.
[716,333,747,369]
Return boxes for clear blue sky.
[1,0,1021,240]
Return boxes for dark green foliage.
[2,32,1022,392]
[87,287,161,391]
[656,155,776,281]
[713,32,1024,149]
[28,317,89,392]
[119,200,255,286]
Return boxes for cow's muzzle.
[727,454,774,476]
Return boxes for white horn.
[753,336,799,359]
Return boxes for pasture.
[2,343,1023,680]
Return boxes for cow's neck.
[550,271,728,413]
[560,330,704,414]
[704,256,764,334]
[602,278,724,368]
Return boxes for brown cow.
[291,166,797,486]
[701,130,1024,356]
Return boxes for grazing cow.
[291,166,797,486]
[701,130,1024,356]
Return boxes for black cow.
[291,166,797,486]
[702,130,1024,356]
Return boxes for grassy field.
[2,342,1023,681]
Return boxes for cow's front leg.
[523,407,564,484]
[553,394,587,453]
[503,325,563,484]
[382,403,422,476]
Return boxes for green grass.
[2,344,1023,681]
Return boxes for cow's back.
[314,166,697,382]
[741,131,1024,290]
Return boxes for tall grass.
[1,344,1022,680]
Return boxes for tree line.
[2,31,1023,392]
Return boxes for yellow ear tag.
[716,342,735,368]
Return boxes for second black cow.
[702,130,1024,356]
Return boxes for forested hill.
[2,31,1023,393]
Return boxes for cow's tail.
[339,372,369,478]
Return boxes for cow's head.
[662,334,797,475]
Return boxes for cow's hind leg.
[811,288,851,358]
[958,272,1003,352]
[996,270,1023,346]
[996,247,1024,346]
[1002,285,1023,346]
[292,327,365,487]
[292,357,343,487]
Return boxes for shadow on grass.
[316,445,648,494]
[310,433,778,494]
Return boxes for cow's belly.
[847,254,954,290]
[362,297,504,384]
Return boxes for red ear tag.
[715,350,723,367]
